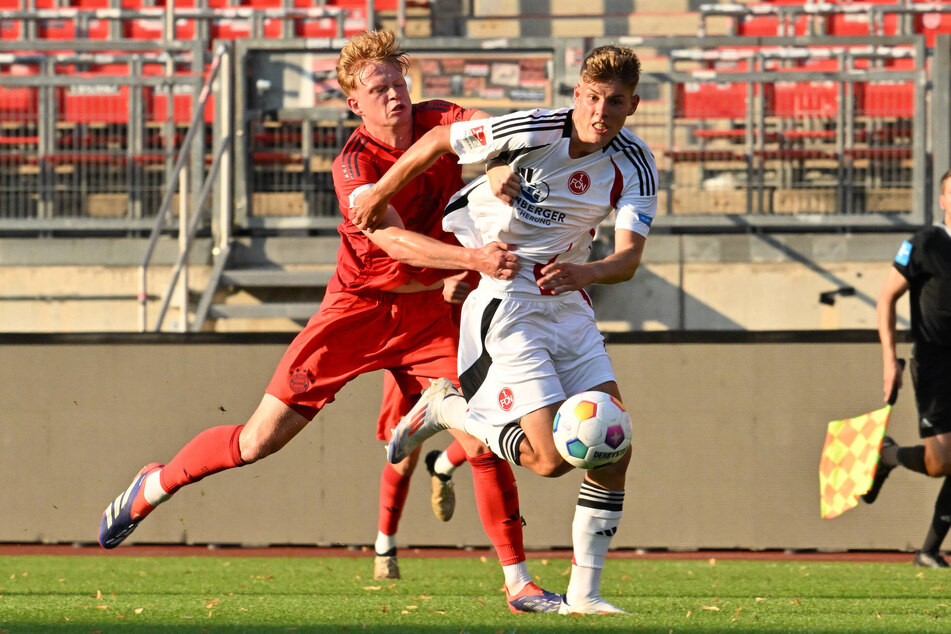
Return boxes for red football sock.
[468,452,525,566]
[445,440,468,467]
[159,425,246,496]
[378,463,412,536]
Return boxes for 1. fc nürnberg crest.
[498,387,515,411]
[568,171,590,195]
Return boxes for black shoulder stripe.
[416,100,452,112]
[340,134,368,179]
[613,135,657,197]
[492,111,569,138]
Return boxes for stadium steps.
[192,236,338,331]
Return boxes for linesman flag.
[819,360,903,519]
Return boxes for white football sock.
[143,469,171,507]
[438,392,468,429]
[433,451,460,478]
[566,481,624,603]
[501,561,532,594]
[565,564,602,605]
[375,532,397,556]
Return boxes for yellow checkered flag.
[819,406,892,519]
[819,359,903,519]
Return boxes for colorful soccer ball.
[552,391,632,470]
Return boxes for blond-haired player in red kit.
[98,30,561,613]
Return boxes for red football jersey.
[329,100,477,293]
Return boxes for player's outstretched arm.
[351,125,455,231]
[536,229,645,295]
[877,267,909,402]
[359,199,518,279]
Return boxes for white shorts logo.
[498,387,515,412]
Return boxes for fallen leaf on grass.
[701,605,720,611]
[362,586,382,591]
[755,597,766,602]
[134,608,144,615]
[96,606,109,610]
[685,610,692,618]
[876,612,883,619]
[709,558,716,567]
[96,590,103,599]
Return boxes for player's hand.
[486,160,520,205]
[473,242,519,280]
[537,262,593,295]
[883,358,903,403]
[350,189,388,232]
[442,272,473,304]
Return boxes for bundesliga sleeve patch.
[894,240,912,266]
[459,124,489,152]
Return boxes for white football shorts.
[457,287,617,429]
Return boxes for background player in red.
[371,272,476,580]
[98,29,561,613]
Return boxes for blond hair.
[580,45,641,90]
[336,30,409,96]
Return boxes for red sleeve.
[332,132,384,223]
[413,100,481,133]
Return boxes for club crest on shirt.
[498,387,515,412]
[568,171,590,195]
[289,368,312,394]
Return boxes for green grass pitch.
[1,553,950,632]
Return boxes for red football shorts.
[266,288,459,421]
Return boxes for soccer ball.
[552,391,632,470]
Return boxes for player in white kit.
[351,44,656,614]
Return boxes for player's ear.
[572,83,582,104]
[347,96,364,118]
[628,94,640,116]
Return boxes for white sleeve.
[614,195,657,238]
[448,108,550,165]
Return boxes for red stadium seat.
[0,85,38,122]
[62,84,150,124]
[675,78,773,120]
[854,81,915,118]
[211,19,252,39]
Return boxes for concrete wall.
[0,334,935,552]
[0,233,912,333]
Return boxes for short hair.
[336,30,409,97]
[942,168,951,191]
[580,45,641,91]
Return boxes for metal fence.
[0,34,948,236]
[0,40,206,232]
[630,35,930,227]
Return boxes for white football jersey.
[445,107,658,294]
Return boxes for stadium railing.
[0,39,207,233]
[0,34,946,237]
[699,1,951,46]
